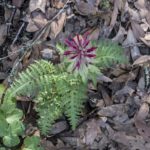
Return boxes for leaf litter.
[0,0,150,149]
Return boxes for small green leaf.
[56,43,67,54]
[9,121,24,135]
[0,147,6,150]
[0,114,9,137]
[6,109,23,124]
[23,136,43,150]
[0,84,5,94]
[3,135,20,147]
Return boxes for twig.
[6,7,17,35]
[12,22,25,46]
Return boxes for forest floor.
[0,0,150,150]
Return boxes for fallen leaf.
[135,103,150,142]
[48,121,69,135]
[97,74,112,83]
[31,10,48,29]
[29,0,47,13]
[144,33,150,41]
[26,15,39,32]
[112,25,126,43]
[87,28,100,41]
[49,12,66,39]
[12,0,25,8]
[98,85,112,106]
[140,37,150,47]
[75,0,97,16]
[0,24,7,45]
[41,48,53,60]
[134,0,146,9]
[107,0,121,36]
[123,28,141,61]
[140,19,150,31]
[82,119,101,145]
[131,21,145,40]
[133,55,150,66]
[51,0,67,9]
[106,124,148,150]
[98,104,127,117]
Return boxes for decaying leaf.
[49,12,66,39]
[123,28,141,61]
[133,55,150,66]
[131,21,145,40]
[135,103,150,142]
[31,11,48,29]
[0,24,7,45]
[12,0,25,8]
[51,0,67,9]
[112,25,126,43]
[26,15,39,32]
[82,119,101,145]
[98,104,127,117]
[75,0,97,16]
[29,0,47,13]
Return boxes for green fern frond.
[36,90,62,135]
[93,40,127,69]
[63,77,87,130]
[35,74,67,135]
[5,60,56,101]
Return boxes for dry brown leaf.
[87,28,100,41]
[146,12,150,25]
[134,0,146,9]
[133,55,150,66]
[51,0,67,9]
[41,48,53,60]
[98,85,112,106]
[125,2,141,21]
[29,0,47,13]
[97,74,112,83]
[48,121,69,135]
[144,33,150,41]
[46,8,58,20]
[41,139,57,150]
[98,104,126,117]
[26,15,39,32]
[113,72,136,83]
[31,11,48,29]
[49,12,66,39]
[0,24,7,46]
[26,21,39,32]
[82,119,101,145]
[140,37,150,47]
[112,26,126,43]
[141,19,150,31]
[75,0,97,16]
[12,0,25,8]
[0,72,8,80]
[108,0,126,37]
[106,124,149,150]
[135,103,150,142]
[123,28,141,61]
[115,86,135,97]
[131,21,145,40]
[87,0,100,7]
